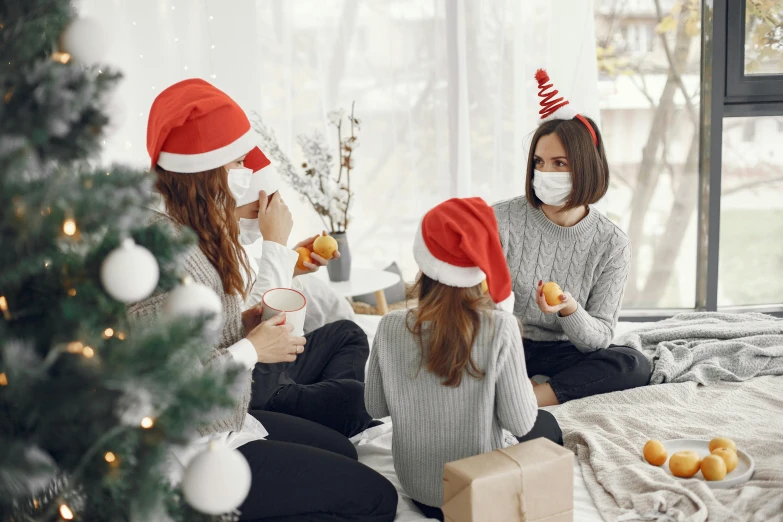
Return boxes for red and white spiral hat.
[535,69,597,146]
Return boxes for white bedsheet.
[352,315,653,521]
[352,422,603,522]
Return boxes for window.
[718,116,783,306]
[594,1,702,309]
[744,0,783,76]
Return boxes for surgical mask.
[227,167,253,203]
[532,170,572,207]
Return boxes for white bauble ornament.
[163,278,223,332]
[60,17,108,64]
[101,238,159,303]
[181,442,251,515]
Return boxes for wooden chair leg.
[374,290,389,315]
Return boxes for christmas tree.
[1,1,244,520]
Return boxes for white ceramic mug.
[261,288,307,337]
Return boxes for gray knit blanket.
[551,312,783,522]
[616,312,783,385]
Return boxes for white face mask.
[227,167,253,203]
[532,170,572,207]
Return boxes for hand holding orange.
[542,282,564,306]
[295,247,312,271]
[313,234,339,260]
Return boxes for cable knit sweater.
[493,196,631,352]
[127,212,251,437]
[365,309,538,507]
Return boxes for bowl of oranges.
[642,437,754,489]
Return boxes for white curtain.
[81,0,598,280]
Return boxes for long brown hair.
[408,274,495,387]
[154,166,251,298]
[525,116,609,212]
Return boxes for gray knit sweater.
[365,309,538,507]
[493,196,631,352]
[127,212,251,437]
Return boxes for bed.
[350,314,783,522]
[350,316,649,521]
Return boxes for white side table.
[318,268,402,315]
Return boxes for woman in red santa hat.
[493,70,652,408]
[366,197,562,521]
[129,78,397,521]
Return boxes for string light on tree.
[0,295,10,320]
[103,328,114,338]
[67,288,77,297]
[104,452,116,463]
[140,417,154,429]
[63,218,77,236]
[59,504,74,520]
[51,52,71,64]
[82,346,94,358]
[0,373,8,386]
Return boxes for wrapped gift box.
[442,438,574,522]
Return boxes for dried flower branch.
[251,104,359,233]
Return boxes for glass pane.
[744,0,783,75]
[718,116,783,307]
[594,0,702,309]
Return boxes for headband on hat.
[413,198,514,313]
[147,78,271,174]
[535,69,598,147]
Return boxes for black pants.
[239,411,398,521]
[412,410,563,521]
[250,320,372,438]
[524,339,651,403]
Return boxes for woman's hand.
[293,231,341,277]
[246,314,306,364]
[535,280,578,317]
[257,191,293,246]
[241,303,265,335]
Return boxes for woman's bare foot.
[533,383,560,407]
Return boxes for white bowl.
[659,439,754,489]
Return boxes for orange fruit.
[712,448,738,473]
[709,437,737,454]
[313,235,338,260]
[701,454,727,481]
[542,282,563,306]
[295,247,312,270]
[669,451,701,478]
[643,440,668,466]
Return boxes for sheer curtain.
[81,0,598,280]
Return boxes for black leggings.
[251,320,373,437]
[524,339,651,403]
[412,409,563,521]
[238,411,398,521]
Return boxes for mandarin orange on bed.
[701,454,728,481]
[709,437,737,454]
[542,282,564,306]
[295,247,312,270]
[712,448,738,473]
[643,439,668,466]
[669,451,701,478]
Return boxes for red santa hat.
[535,69,598,146]
[413,198,514,313]
[147,78,271,173]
